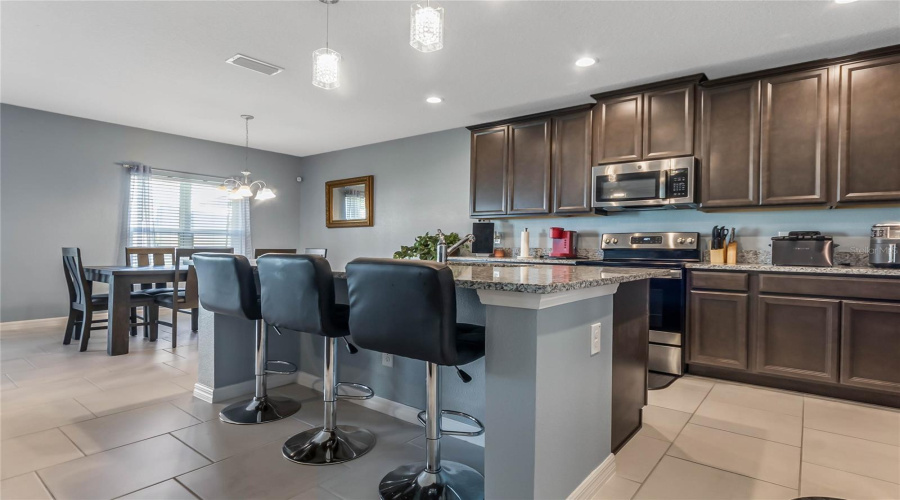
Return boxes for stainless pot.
[870,222,900,268]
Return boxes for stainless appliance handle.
[654,269,683,279]
[658,170,667,199]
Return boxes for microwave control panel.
[667,168,690,198]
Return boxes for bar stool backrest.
[175,247,233,305]
[346,258,460,365]
[257,254,343,337]
[193,253,261,320]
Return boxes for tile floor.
[2,316,899,499]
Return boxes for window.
[126,171,250,260]
[343,188,366,220]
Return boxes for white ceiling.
[2,1,899,158]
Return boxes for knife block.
[726,242,738,265]
[709,247,726,264]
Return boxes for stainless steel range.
[576,232,700,384]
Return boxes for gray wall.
[0,104,304,322]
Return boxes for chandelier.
[313,0,341,89]
[219,115,275,201]
[410,0,444,53]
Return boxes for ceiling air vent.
[225,54,283,76]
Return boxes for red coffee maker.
[550,227,577,258]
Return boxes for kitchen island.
[192,263,668,499]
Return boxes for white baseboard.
[568,453,616,500]
[295,371,485,447]
[192,374,296,403]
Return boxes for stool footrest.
[265,360,297,375]
[336,382,375,400]
[416,410,485,437]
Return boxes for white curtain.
[125,164,156,250]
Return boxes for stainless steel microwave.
[591,157,697,211]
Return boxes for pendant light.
[313,0,341,89]
[410,0,444,53]
[220,115,276,201]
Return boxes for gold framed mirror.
[326,175,374,228]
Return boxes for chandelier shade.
[410,2,444,53]
[312,48,341,89]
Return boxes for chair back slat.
[175,247,233,304]
[62,247,90,307]
[125,247,175,288]
[254,248,298,259]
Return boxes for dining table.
[83,265,187,356]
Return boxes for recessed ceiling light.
[426,96,443,104]
[834,0,857,3]
[575,57,597,67]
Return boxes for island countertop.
[332,264,669,294]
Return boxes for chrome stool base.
[379,461,485,500]
[282,425,376,465]
[219,396,301,425]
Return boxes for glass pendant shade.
[312,48,341,89]
[236,185,253,198]
[227,189,243,200]
[410,2,443,52]
[255,187,276,200]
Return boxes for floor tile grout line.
[800,432,900,486]
[173,476,204,500]
[683,420,802,448]
[801,422,900,447]
[799,460,900,487]
[664,455,801,494]
[33,470,58,500]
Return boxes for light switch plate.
[382,353,394,367]
[591,323,602,356]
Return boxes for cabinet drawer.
[759,274,900,301]
[690,271,749,291]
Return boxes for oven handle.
[654,269,683,279]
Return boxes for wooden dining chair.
[304,248,327,258]
[124,247,175,336]
[155,247,233,347]
[62,248,158,352]
[254,248,297,258]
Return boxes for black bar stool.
[346,258,485,499]
[257,254,376,465]
[193,253,301,424]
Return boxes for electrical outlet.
[591,323,602,356]
[382,353,394,367]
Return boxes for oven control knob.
[612,238,618,244]
[677,237,685,244]
[687,238,695,244]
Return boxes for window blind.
[127,172,250,261]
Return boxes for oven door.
[592,169,667,208]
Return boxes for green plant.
[393,231,467,261]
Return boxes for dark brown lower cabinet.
[841,301,900,394]
[688,290,748,370]
[756,295,840,383]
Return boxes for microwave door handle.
[659,170,668,199]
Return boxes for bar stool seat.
[193,253,300,424]
[257,254,376,465]
[347,258,485,500]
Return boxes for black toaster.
[771,231,835,267]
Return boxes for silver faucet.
[436,229,475,263]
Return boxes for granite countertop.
[333,264,668,293]
[447,256,599,266]
[686,262,900,277]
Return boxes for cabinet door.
[837,54,900,203]
[643,84,695,160]
[700,81,761,208]
[755,295,840,383]
[688,290,749,370]
[760,69,829,205]
[470,126,508,216]
[841,301,900,394]
[593,93,643,165]
[552,110,593,214]
[507,119,551,214]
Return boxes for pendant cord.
[244,118,249,172]
[326,2,329,50]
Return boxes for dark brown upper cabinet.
[593,93,643,165]
[552,110,593,214]
[643,85,695,160]
[469,126,508,216]
[755,295,840,383]
[700,81,761,208]
[760,68,829,205]
[507,119,552,215]
[837,53,900,204]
